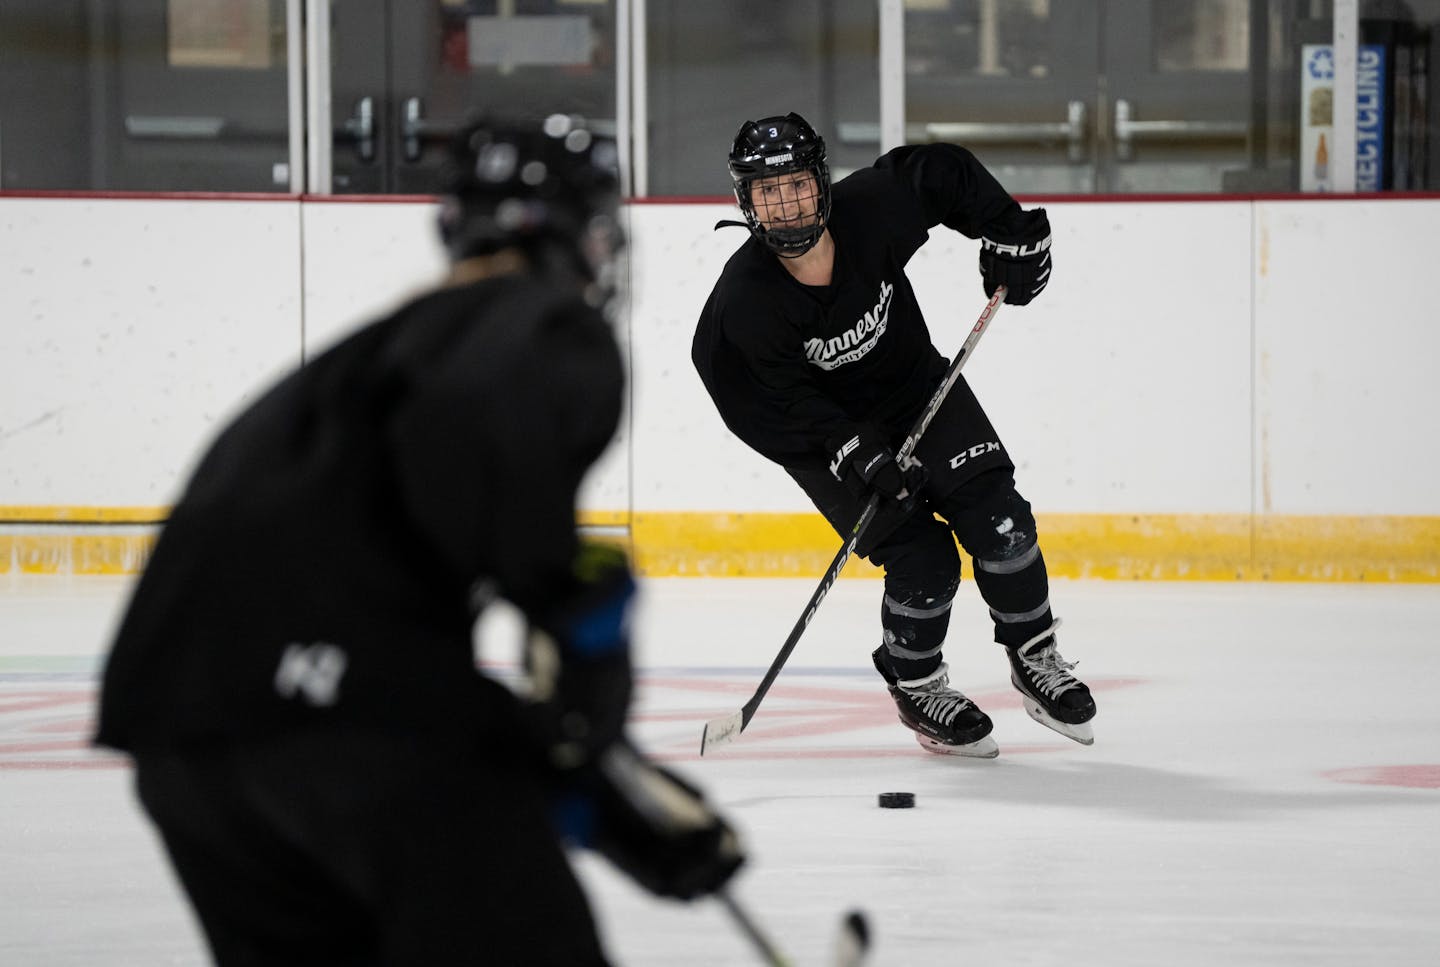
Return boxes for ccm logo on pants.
[949,441,1001,469]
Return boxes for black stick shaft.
[719,890,792,966]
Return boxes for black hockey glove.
[978,207,1053,306]
[552,737,745,901]
[523,541,636,771]
[826,424,925,502]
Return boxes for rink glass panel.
[0,2,1434,193]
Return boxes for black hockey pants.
[134,728,611,967]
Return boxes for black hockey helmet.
[727,112,831,257]
[438,114,624,303]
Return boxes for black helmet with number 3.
[727,112,831,257]
[439,114,624,308]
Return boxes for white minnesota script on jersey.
[804,280,893,371]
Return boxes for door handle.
[837,101,1089,162]
[341,97,375,162]
[402,98,465,162]
[124,115,289,143]
[403,97,456,162]
[923,100,1088,162]
[124,115,226,139]
[1113,98,1248,161]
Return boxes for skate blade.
[914,732,1000,759]
[1020,697,1094,746]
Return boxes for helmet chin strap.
[757,218,825,257]
[712,218,819,257]
[772,234,821,259]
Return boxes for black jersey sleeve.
[872,143,1027,246]
[694,267,859,471]
[387,286,625,616]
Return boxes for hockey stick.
[718,889,871,967]
[700,286,1006,754]
[719,890,793,966]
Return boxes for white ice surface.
[3,575,1438,966]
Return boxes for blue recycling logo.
[1307,47,1335,80]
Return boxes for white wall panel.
[299,201,448,357]
[627,204,812,512]
[907,201,1255,514]
[0,198,301,506]
[1253,200,1440,515]
[2,196,1436,521]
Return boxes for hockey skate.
[1006,620,1095,745]
[872,648,998,758]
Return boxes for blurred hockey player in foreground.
[693,112,1095,757]
[96,115,742,966]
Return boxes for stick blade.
[835,909,871,967]
[700,709,744,755]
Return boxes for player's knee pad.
[945,480,1039,571]
[874,524,961,602]
[944,479,1054,646]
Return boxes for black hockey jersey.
[692,143,1024,470]
[96,275,623,751]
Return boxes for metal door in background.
[112,1,292,191]
[5,0,619,194]
[1104,0,1253,192]
[5,0,1274,197]
[11,0,294,192]
[330,0,619,195]
[898,0,1254,195]
[643,0,881,196]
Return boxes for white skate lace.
[899,672,974,727]
[1016,620,1081,699]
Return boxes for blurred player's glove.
[826,424,925,502]
[978,207,1052,306]
[553,737,745,901]
[524,542,636,770]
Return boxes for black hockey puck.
[878,791,915,808]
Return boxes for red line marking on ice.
[636,675,1144,760]
[654,743,1068,763]
[0,739,94,755]
[0,758,125,770]
[0,692,92,714]
[637,707,867,723]
[638,676,1144,723]
[731,709,886,743]
[1321,764,1440,789]
[0,675,1145,768]
[655,747,922,761]
[27,717,95,734]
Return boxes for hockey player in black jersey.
[96,116,742,967]
[693,112,1095,757]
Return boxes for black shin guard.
[942,473,1054,649]
[879,574,961,681]
[870,529,961,682]
[974,542,1053,648]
